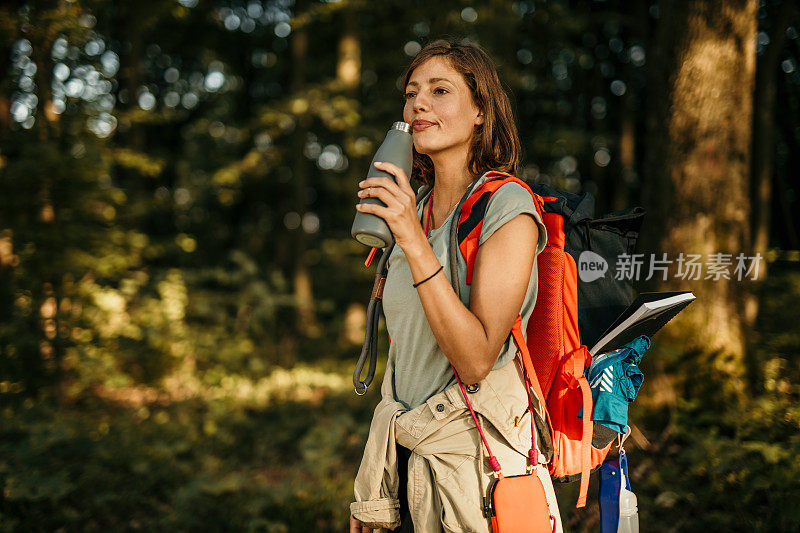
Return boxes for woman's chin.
[412,141,438,156]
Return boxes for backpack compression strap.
[510,315,552,437]
[565,345,593,507]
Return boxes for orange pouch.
[483,473,555,533]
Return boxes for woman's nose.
[412,93,429,113]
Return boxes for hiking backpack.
[445,171,645,508]
[353,170,645,509]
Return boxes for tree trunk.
[640,0,757,394]
[750,0,796,279]
[613,0,650,212]
[337,7,361,155]
[29,4,68,403]
[0,3,20,135]
[290,0,321,338]
[337,8,361,91]
[744,0,796,375]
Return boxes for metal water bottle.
[351,121,413,248]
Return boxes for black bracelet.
[413,265,443,288]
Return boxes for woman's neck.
[427,151,475,229]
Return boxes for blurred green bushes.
[0,362,381,532]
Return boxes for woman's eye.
[404,92,416,100]
[434,88,448,95]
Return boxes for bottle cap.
[391,121,411,134]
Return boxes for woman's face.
[402,56,484,160]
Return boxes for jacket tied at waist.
[351,356,555,532]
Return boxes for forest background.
[1,0,799,531]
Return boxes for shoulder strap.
[448,172,545,287]
[354,184,432,394]
[447,178,481,302]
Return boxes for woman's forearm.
[402,234,494,385]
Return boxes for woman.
[350,40,562,533]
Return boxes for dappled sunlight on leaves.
[0,363,377,531]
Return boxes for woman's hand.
[350,514,373,533]
[355,161,427,254]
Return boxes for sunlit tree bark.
[641,0,757,394]
[337,8,360,91]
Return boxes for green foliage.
[0,370,380,531]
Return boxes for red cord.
[452,364,501,473]
[425,190,433,237]
[520,360,540,466]
[450,324,541,474]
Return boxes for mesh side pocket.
[527,245,565,397]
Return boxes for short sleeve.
[478,182,548,256]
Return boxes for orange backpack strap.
[510,316,554,453]
[510,317,548,421]
[458,173,553,434]
[562,344,593,507]
[456,172,544,286]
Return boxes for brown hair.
[402,39,521,187]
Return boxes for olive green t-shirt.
[382,172,548,410]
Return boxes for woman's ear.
[475,110,485,126]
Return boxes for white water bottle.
[617,486,639,533]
